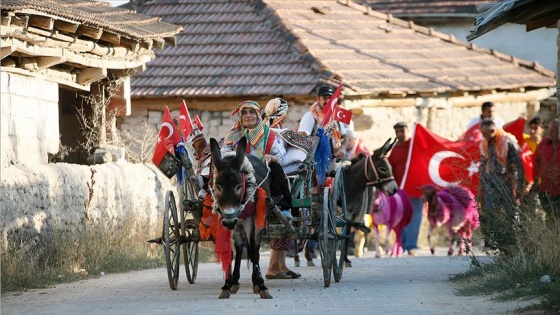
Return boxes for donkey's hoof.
[219,290,231,299]
[447,250,454,256]
[375,253,381,258]
[230,284,239,294]
[430,248,435,255]
[259,289,273,299]
[253,285,259,294]
[307,261,315,267]
[345,261,352,268]
[295,261,300,267]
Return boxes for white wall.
[1,72,60,169]
[432,22,557,71]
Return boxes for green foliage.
[450,206,560,313]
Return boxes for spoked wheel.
[163,190,181,290]
[317,187,338,288]
[180,178,200,284]
[332,167,350,283]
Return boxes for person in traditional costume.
[221,100,301,280]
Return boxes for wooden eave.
[0,10,177,91]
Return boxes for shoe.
[265,272,291,280]
[407,250,417,256]
[286,270,301,279]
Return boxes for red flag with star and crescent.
[333,106,352,125]
[503,118,533,184]
[179,100,194,139]
[321,83,343,126]
[401,123,481,198]
[152,107,182,166]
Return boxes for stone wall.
[0,162,176,249]
[121,98,533,154]
[1,72,60,169]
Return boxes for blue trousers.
[402,197,424,251]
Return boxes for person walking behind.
[388,122,424,256]
[467,101,505,130]
[534,118,560,220]
[479,119,524,254]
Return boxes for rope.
[210,161,271,217]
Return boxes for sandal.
[265,272,291,280]
[286,270,301,279]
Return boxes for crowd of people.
[205,86,559,280]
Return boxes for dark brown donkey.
[209,137,272,299]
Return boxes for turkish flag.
[503,118,533,184]
[459,123,482,142]
[401,124,480,198]
[179,100,194,139]
[152,107,182,166]
[321,83,343,126]
[194,115,204,131]
[333,106,352,125]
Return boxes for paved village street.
[1,248,534,315]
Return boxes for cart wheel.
[332,167,349,283]
[318,187,338,288]
[164,190,181,290]
[182,220,199,284]
[180,179,199,284]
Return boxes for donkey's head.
[368,138,399,196]
[210,137,247,230]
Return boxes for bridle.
[364,154,394,187]
[210,162,270,220]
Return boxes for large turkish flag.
[401,124,480,198]
[503,118,533,184]
[152,106,182,166]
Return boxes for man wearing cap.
[388,122,424,256]
[298,85,348,158]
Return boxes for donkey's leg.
[219,262,233,299]
[385,226,394,257]
[245,220,271,299]
[447,226,454,256]
[355,230,365,258]
[428,226,435,255]
[392,227,404,257]
[229,239,244,294]
[374,225,381,258]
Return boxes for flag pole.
[399,122,416,190]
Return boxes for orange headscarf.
[480,128,517,170]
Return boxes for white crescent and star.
[179,115,187,132]
[161,122,174,140]
[428,151,464,187]
[335,109,345,120]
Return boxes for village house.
[124,0,555,157]
[467,0,560,120]
[1,0,182,167]
[357,0,558,72]
[1,0,181,255]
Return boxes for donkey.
[209,137,272,299]
[339,138,400,265]
[368,188,413,257]
[420,184,480,256]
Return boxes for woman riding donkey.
[220,100,301,281]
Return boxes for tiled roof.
[1,0,182,40]
[131,0,555,98]
[356,0,497,16]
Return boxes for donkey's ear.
[233,136,247,170]
[381,138,397,157]
[210,138,224,170]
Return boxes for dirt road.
[1,248,533,314]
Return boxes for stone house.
[467,0,560,121]
[125,0,555,155]
[357,0,558,72]
[1,0,182,168]
[1,0,181,252]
